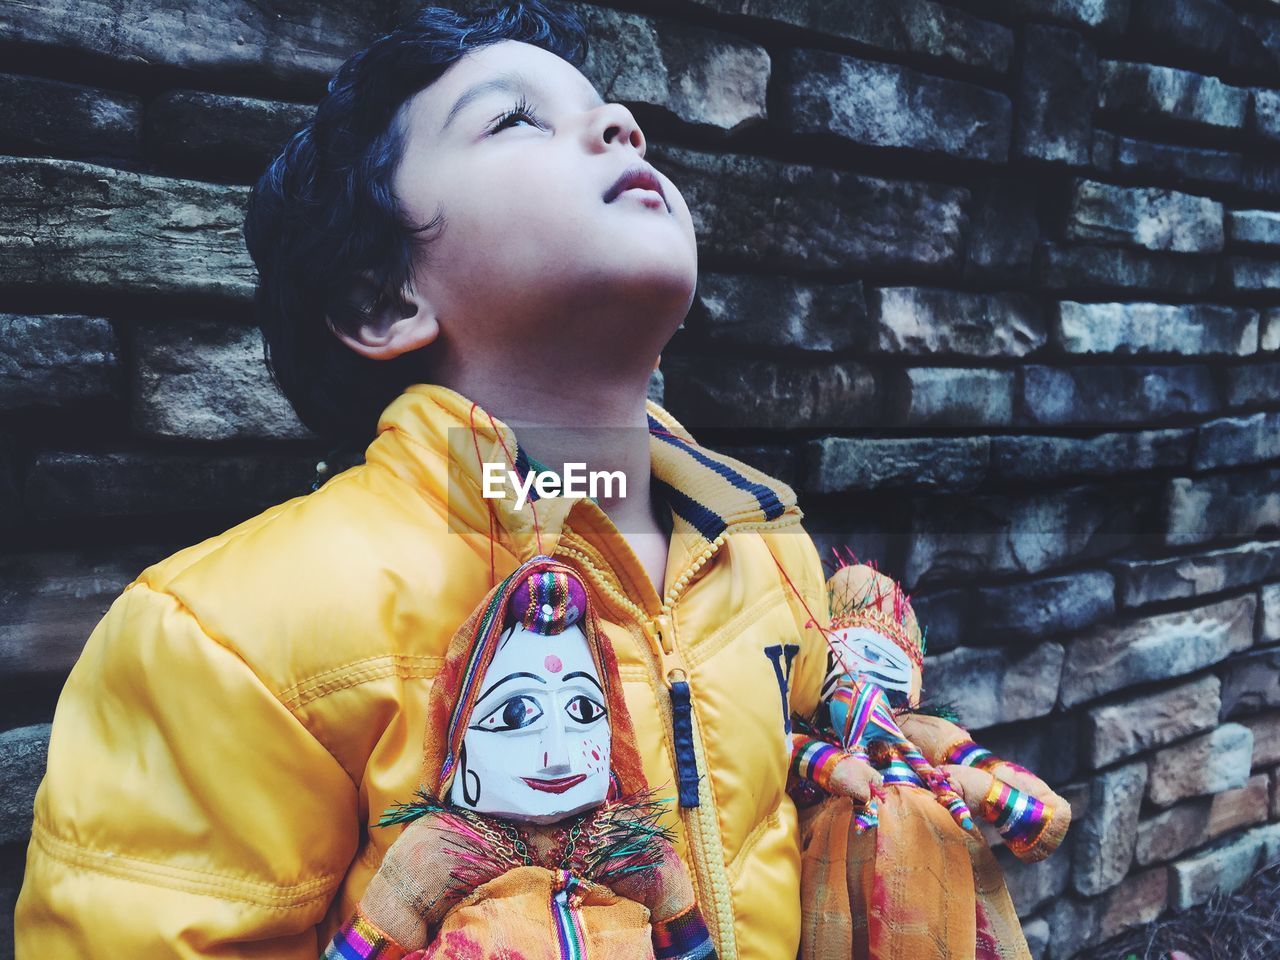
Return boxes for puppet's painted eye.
[565,695,606,725]
[860,643,884,664]
[473,695,543,732]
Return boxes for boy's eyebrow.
[441,70,607,133]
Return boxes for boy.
[15,3,834,957]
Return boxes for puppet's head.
[822,556,926,711]
[422,556,648,824]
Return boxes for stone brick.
[1102,134,1243,187]
[693,273,862,352]
[1020,365,1217,426]
[1128,0,1280,78]
[0,73,140,159]
[885,367,1015,427]
[1166,469,1280,546]
[1242,155,1280,198]
[1022,917,1049,960]
[805,436,988,494]
[1097,865,1169,941]
[1073,761,1147,895]
[1097,60,1249,130]
[1195,412,1280,469]
[1263,583,1280,645]
[1244,712,1280,767]
[0,157,252,300]
[1136,800,1212,866]
[1169,822,1280,908]
[980,714,1082,787]
[1056,302,1255,356]
[0,0,380,89]
[1065,180,1224,253]
[1148,723,1254,807]
[1038,242,1217,295]
[974,569,1115,641]
[906,587,968,655]
[1229,209,1280,247]
[662,356,880,430]
[1086,674,1221,767]
[786,49,1011,162]
[24,451,318,521]
[907,484,1151,589]
[682,0,1013,74]
[573,5,769,134]
[650,144,968,273]
[1113,540,1280,607]
[1257,88,1280,143]
[996,842,1070,917]
[963,178,1039,282]
[1207,773,1272,837]
[0,724,49,845]
[0,546,168,680]
[868,288,1045,357]
[988,429,1191,483]
[1273,768,1280,819]
[924,643,1065,729]
[1014,25,1097,165]
[132,320,311,441]
[1262,309,1280,352]
[1222,649,1280,718]
[1060,594,1256,707]
[1225,256,1280,292]
[146,90,311,179]
[1045,895,1103,960]
[0,313,119,411]
[1224,361,1280,408]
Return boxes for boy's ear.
[327,270,439,361]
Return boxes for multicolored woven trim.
[652,901,718,959]
[979,778,1052,859]
[550,869,588,960]
[322,906,408,960]
[513,569,586,635]
[945,739,1037,779]
[789,735,849,793]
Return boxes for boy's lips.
[521,774,587,794]
[604,164,669,211]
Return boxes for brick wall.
[1,1,1278,957]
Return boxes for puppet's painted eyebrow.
[441,70,607,133]
[561,671,603,692]
[476,671,547,704]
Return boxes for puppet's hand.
[940,763,1071,862]
[825,754,884,804]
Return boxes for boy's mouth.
[604,164,668,210]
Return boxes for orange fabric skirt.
[798,786,1030,960]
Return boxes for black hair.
[243,2,589,446]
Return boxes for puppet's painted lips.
[521,774,587,794]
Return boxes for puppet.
[789,552,1071,960]
[322,556,715,960]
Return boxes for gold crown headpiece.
[825,547,927,670]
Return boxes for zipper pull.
[650,613,700,808]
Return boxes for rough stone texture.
[805,436,988,494]
[1257,88,1280,143]
[1097,60,1249,130]
[1224,256,1280,292]
[1045,895,1104,960]
[1228,209,1280,247]
[146,91,311,179]
[868,288,1045,357]
[1263,308,1280,352]
[1014,25,1097,165]
[923,643,1065,729]
[0,725,49,844]
[1113,540,1280,607]
[1224,361,1280,408]
[0,157,253,300]
[693,273,862,352]
[1060,593,1256,707]
[1264,583,1280,646]
[988,429,1191,483]
[973,569,1116,641]
[981,714,1083,787]
[682,0,1014,74]
[1245,712,1280,768]
[963,178,1039,282]
[885,367,1015,427]
[1055,301,1256,356]
[650,144,968,273]
[1073,760,1147,895]
[1085,674,1221,767]
[1195,412,1280,469]
[997,843,1070,916]
[991,0,1131,33]
[1065,179,1225,253]
[572,5,769,135]
[786,48,1012,162]
[1165,469,1280,546]
[132,319,312,440]
[1169,822,1280,909]
[661,355,880,430]
[1020,364,1218,426]
[1131,0,1280,79]
[1037,242,1218,294]
[0,73,141,160]
[1221,648,1280,718]
[0,313,119,411]
[1097,133,1244,187]
[1022,917,1049,960]
[0,0,381,89]
[1096,865,1170,941]
[1147,723,1254,807]
[1135,773,1274,864]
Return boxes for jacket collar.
[364,383,802,561]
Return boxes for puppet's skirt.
[798,785,1031,960]
[416,864,655,960]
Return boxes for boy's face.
[391,40,698,368]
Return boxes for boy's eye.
[472,695,543,731]
[489,95,542,133]
[565,695,606,725]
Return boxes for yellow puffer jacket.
[16,383,831,959]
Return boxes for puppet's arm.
[899,713,1071,862]
[608,837,717,959]
[788,731,883,804]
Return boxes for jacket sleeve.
[775,529,830,724]
[15,581,360,958]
